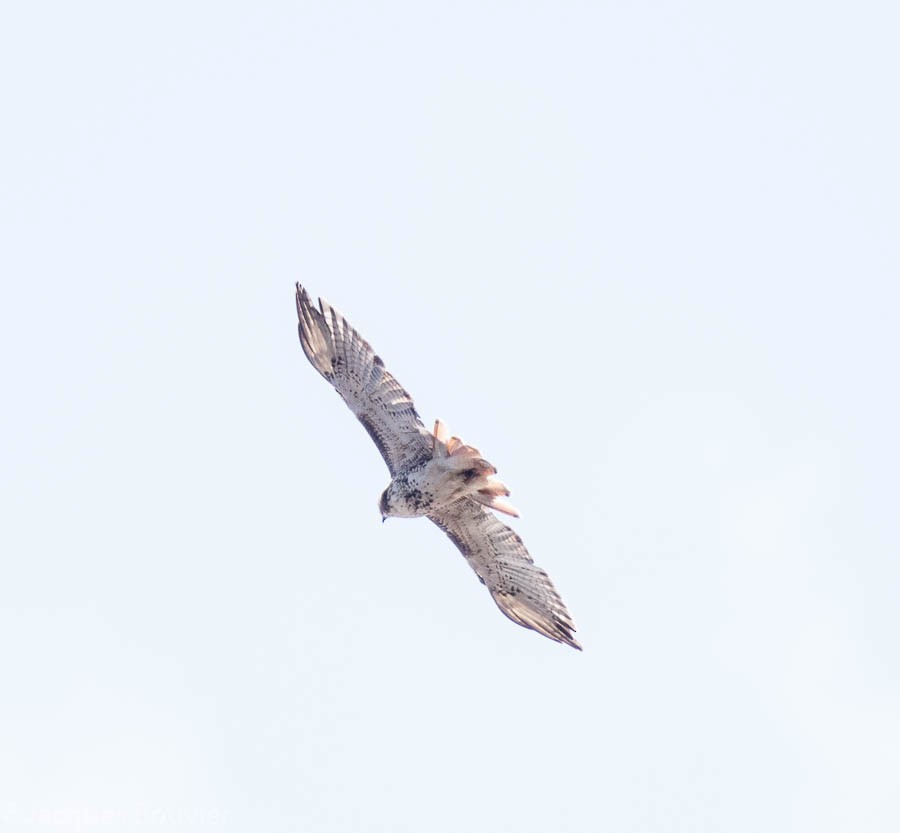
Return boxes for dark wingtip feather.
[540,617,583,651]
[295,283,336,379]
[561,630,583,651]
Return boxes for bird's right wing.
[428,498,581,650]
[295,284,433,476]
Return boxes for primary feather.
[296,285,432,476]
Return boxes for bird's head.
[378,488,391,523]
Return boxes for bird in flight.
[295,284,581,650]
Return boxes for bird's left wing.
[295,284,433,476]
[428,498,582,650]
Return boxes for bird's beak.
[381,515,387,524]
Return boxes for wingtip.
[548,624,582,651]
[295,283,310,318]
[551,620,582,651]
[537,622,583,652]
[295,283,319,312]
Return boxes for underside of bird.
[431,420,520,518]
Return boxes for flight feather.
[429,498,582,650]
[296,284,432,476]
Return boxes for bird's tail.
[432,420,520,517]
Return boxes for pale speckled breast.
[386,465,437,517]
[387,457,471,518]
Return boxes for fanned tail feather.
[472,487,520,518]
[433,419,449,451]
[432,420,519,517]
[433,420,495,474]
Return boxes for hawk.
[295,284,581,650]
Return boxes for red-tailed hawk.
[295,284,581,650]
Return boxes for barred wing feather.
[429,498,581,650]
[295,284,432,476]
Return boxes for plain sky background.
[1,2,898,831]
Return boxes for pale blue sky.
[2,2,898,831]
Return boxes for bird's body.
[295,284,581,650]
[380,420,517,519]
[379,458,457,519]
